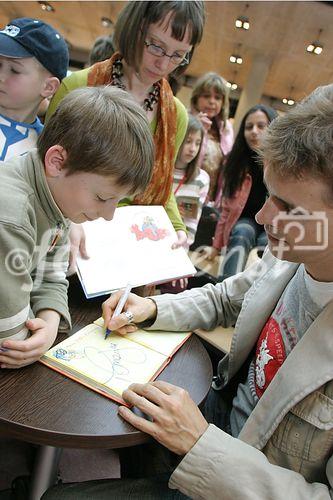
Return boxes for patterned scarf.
[87,52,177,206]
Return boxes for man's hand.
[67,223,89,276]
[0,312,59,368]
[102,292,157,336]
[118,380,208,455]
[171,230,188,249]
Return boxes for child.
[0,17,68,162]
[173,114,209,248]
[0,86,154,369]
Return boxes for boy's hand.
[67,223,89,276]
[118,380,209,455]
[102,292,157,336]
[171,230,187,249]
[0,317,57,369]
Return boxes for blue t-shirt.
[0,114,43,163]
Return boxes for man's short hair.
[37,87,154,195]
[261,84,333,187]
[89,35,115,66]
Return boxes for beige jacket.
[151,251,333,499]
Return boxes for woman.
[191,72,234,205]
[205,104,278,281]
[47,1,205,266]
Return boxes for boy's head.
[38,86,154,224]
[256,84,333,272]
[0,18,69,119]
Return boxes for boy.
[0,17,68,162]
[0,86,154,368]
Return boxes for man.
[46,85,333,499]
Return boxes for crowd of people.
[0,1,332,499]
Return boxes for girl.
[191,72,234,205]
[173,114,209,248]
[205,104,278,281]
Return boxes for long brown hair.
[178,114,204,183]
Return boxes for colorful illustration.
[131,215,168,241]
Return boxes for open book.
[40,317,191,405]
[76,205,196,298]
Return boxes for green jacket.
[0,150,71,340]
[47,68,188,232]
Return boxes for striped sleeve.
[0,222,35,340]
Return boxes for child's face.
[178,130,202,167]
[196,89,223,119]
[49,170,132,224]
[0,55,51,116]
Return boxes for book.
[76,205,196,298]
[40,317,191,405]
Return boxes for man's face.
[256,164,333,278]
[49,170,131,224]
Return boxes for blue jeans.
[218,218,267,281]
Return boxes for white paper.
[76,206,196,297]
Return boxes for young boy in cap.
[0,86,154,368]
[0,17,69,163]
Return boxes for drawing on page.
[54,343,147,384]
[131,215,168,241]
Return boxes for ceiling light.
[282,97,295,106]
[227,81,238,90]
[38,1,54,12]
[101,17,113,28]
[230,54,243,64]
[235,16,250,30]
[306,29,323,55]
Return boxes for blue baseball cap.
[0,17,69,80]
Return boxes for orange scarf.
[87,53,177,206]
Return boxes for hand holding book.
[102,292,157,336]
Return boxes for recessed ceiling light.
[38,1,55,12]
[101,17,113,28]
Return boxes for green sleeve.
[165,97,188,232]
[165,191,186,232]
[46,68,89,122]
[173,96,188,162]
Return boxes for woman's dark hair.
[179,114,204,182]
[223,105,278,198]
[114,1,205,78]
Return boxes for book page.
[76,206,196,297]
[42,324,167,397]
[94,317,191,357]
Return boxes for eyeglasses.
[144,41,189,66]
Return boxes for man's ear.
[44,145,68,178]
[41,76,60,98]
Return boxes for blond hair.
[260,84,333,187]
[38,86,154,195]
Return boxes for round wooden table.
[0,277,213,498]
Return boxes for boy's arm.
[29,228,71,330]
[0,223,71,367]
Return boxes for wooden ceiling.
[0,1,332,104]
